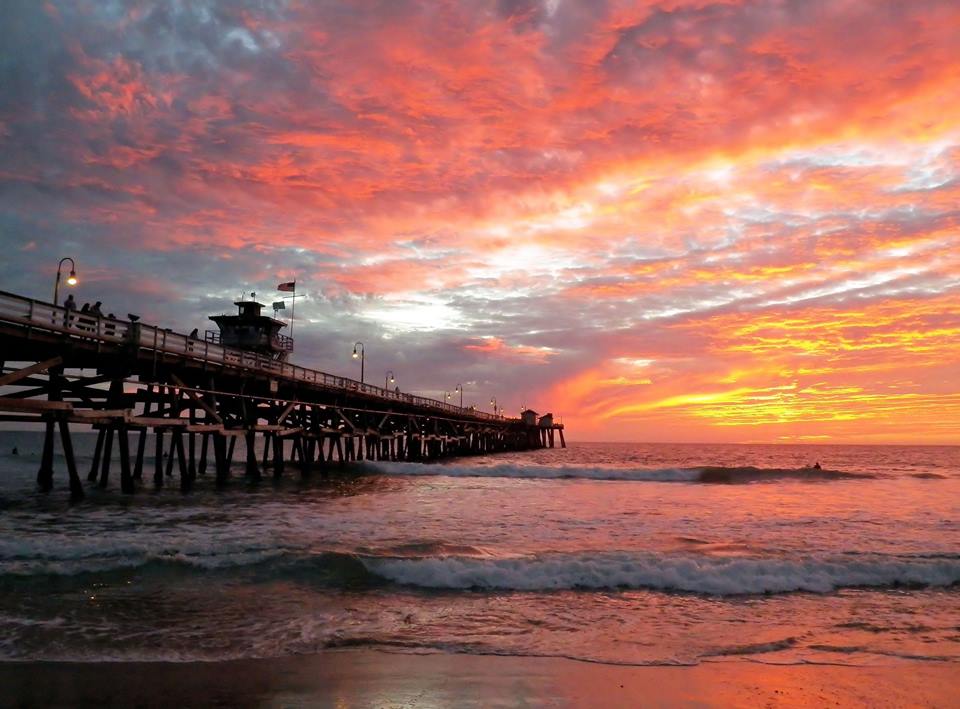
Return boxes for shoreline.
[0,650,955,707]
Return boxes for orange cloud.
[465,337,556,363]
[2,1,958,442]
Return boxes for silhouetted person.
[11,447,18,456]
[90,301,103,316]
[189,328,199,339]
[80,303,90,313]
[813,461,822,470]
[62,294,76,327]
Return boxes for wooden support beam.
[333,408,357,433]
[164,432,177,480]
[98,427,114,489]
[300,438,314,478]
[58,419,84,499]
[0,357,63,387]
[245,430,260,480]
[72,409,128,420]
[261,432,272,468]
[276,400,297,425]
[188,431,197,480]
[273,433,284,479]
[0,398,72,413]
[154,430,164,487]
[213,434,226,483]
[37,416,55,492]
[0,414,43,423]
[128,416,186,428]
[119,425,134,494]
[174,431,190,491]
[170,374,223,424]
[198,433,209,475]
[89,428,105,483]
[133,421,148,480]
[10,374,114,404]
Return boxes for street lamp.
[454,383,463,408]
[385,370,395,390]
[352,342,365,384]
[490,396,498,416]
[53,257,78,306]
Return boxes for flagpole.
[290,282,295,339]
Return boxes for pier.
[0,289,565,498]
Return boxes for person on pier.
[63,294,76,327]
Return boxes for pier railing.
[0,290,508,422]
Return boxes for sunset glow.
[1,1,958,442]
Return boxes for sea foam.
[360,551,960,595]
[362,461,872,484]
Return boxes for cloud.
[0,0,957,442]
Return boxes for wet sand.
[0,651,956,708]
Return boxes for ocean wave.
[359,552,960,595]
[705,636,799,657]
[4,545,958,596]
[0,546,297,577]
[361,461,874,484]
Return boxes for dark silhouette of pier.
[0,290,565,498]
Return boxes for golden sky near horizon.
[0,1,958,442]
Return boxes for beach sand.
[0,651,955,708]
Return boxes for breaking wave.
[362,461,875,484]
[4,546,957,596]
[359,551,960,595]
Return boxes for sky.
[0,0,958,444]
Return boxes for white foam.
[360,552,960,595]
[0,538,296,576]
[361,461,701,482]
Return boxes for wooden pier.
[0,290,565,498]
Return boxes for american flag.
[277,281,295,292]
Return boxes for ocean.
[0,432,957,668]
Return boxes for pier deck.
[0,290,564,497]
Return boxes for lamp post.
[53,257,78,306]
[352,342,365,384]
[490,396,498,417]
[385,370,395,390]
[455,384,463,408]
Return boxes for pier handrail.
[0,290,510,422]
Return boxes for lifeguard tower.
[206,295,293,361]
